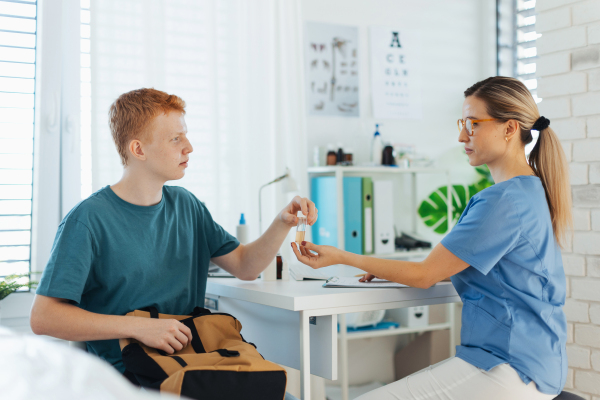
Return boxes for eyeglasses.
[457,118,498,136]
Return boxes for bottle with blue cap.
[371,124,383,165]
[236,213,248,244]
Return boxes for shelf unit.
[308,166,456,400]
[336,307,455,400]
[307,165,454,253]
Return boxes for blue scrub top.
[441,175,567,395]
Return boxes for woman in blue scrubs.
[292,76,571,399]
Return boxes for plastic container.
[295,212,307,243]
[236,213,248,244]
[371,124,383,165]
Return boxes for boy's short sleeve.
[36,218,94,304]
[441,189,521,275]
[200,203,240,258]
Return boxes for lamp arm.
[258,182,271,235]
[258,171,291,235]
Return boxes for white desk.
[206,267,460,400]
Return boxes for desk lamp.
[258,167,297,234]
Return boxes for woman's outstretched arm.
[291,241,469,289]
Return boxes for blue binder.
[311,177,363,254]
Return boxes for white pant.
[355,357,557,400]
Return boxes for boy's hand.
[290,241,342,269]
[278,196,318,227]
[132,318,193,354]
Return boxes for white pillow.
[0,327,182,400]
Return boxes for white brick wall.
[591,164,600,183]
[568,345,592,368]
[537,26,587,54]
[573,92,600,116]
[538,2,600,395]
[554,118,587,140]
[538,72,587,97]
[538,52,572,76]
[589,256,600,276]
[587,116,600,136]
[573,139,600,161]
[571,163,590,185]
[590,22,600,44]
[592,210,600,230]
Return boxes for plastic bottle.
[336,142,344,164]
[236,213,248,244]
[326,144,337,166]
[371,124,383,165]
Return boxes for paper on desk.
[323,276,410,288]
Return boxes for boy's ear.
[129,139,146,161]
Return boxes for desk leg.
[300,311,311,400]
[448,302,456,356]
[339,314,349,400]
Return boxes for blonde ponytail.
[528,125,573,247]
[464,77,573,247]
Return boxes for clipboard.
[323,276,409,288]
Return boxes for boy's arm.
[211,195,317,280]
[30,294,193,354]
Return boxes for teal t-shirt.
[36,185,240,373]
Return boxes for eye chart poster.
[305,22,359,117]
[370,26,423,119]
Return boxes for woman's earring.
[505,137,508,143]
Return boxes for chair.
[554,391,585,400]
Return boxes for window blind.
[86,0,247,232]
[80,0,91,199]
[497,0,540,155]
[497,0,541,102]
[0,0,37,282]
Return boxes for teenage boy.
[30,88,317,376]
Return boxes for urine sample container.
[295,215,307,243]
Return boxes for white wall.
[301,0,497,248]
[301,0,497,167]
[300,0,496,390]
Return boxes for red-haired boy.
[31,88,316,386]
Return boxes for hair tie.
[532,116,550,131]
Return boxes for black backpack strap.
[212,349,240,357]
[189,306,212,316]
[180,317,206,353]
[123,369,141,387]
[139,306,160,319]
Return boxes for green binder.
[362,177,374,255]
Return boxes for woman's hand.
[290,241,343,269]
[359,273,379,282]
[279,196,318,227]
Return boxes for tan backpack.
[119,307,287,399]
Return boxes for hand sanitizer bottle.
[236,213,248,244]
[371,124,383,165]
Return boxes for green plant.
[0,274,38,301]
[418,165,494,234]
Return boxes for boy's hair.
[108,88,186,165]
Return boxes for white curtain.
[90,0,308,248]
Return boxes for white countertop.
[206,265,459,312]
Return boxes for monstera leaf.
[418,185,473,234]
[418,164,495,234]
